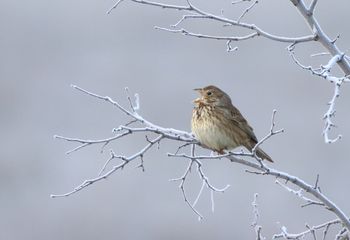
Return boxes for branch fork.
[53,86,350,237]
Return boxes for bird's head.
[193,85,232,107]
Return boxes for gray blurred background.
[1,0,350,239]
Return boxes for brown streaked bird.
[191,85,273,162]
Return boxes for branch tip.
[107,0,124,14]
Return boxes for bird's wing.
[224,104,259,143]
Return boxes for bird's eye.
[207,91,212,96]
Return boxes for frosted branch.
[335,228,348,240]
[53,87,350,232]
[51,135,163,198]
[251,193,265,240]
[107,0,125,14]
[155,26,259,42]
[275,180,324,208]
[169,153,203,220]
[251,109,284,162]
[232,0,251,5]
[237,0,258,23]
[169,144,230,220]
[272,219,341,239]
[290,0,350,75]
[289,50,350,143]
[108,0,316,45]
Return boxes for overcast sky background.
[1,0,350,239]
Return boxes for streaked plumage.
[191,85,273,162]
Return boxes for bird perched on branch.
[191,85,273,162]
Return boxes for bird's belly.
[193,121,239,151]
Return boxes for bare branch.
[275,180,324,208]
[53,86,350,232]
[311,52,330,57]
[252,109,284,157]
[273,219,341,239]
[51,161,128,198]
[232,0,251,5]
[155,26,259,42]
[288,51,349,143]
[108,0,316,45]
[170,14,206,28]
[125,87,136,112]
[70,85,194,142]
[237,0,258,23]
[170,155,203,220]
[251,193,265,240]
[170,144,230,219]
[54,130,132,154]
[193,180,205,208]
[322,76,349,144]
[51,135,163,198]
[174,142,193,155]
[98,149,116,176]
[107,0,125,14]
[321,222,331,240]
[306,224,317,240]
[170,149,350,232]
[121,0,191,12]
[308,0,318,15]
[226,40,239,52]
[335,228,348,240]
[186,1,315,43]
[194,159,230,193]
[291,0,350,75]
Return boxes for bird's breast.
[191,106,240,151]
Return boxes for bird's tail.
[255,147,273,162]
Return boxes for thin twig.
[155,27,258,42]
[110,0,316,44]
[170,145,203,220]
[232,0,251,5]
[107,0,125,14]
[251,109,284,158]
[237,0,258,23]
[273,219,341,239]
[275,180,324,207]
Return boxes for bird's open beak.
[193,88,203,104]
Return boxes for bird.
[191,85,273,162]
